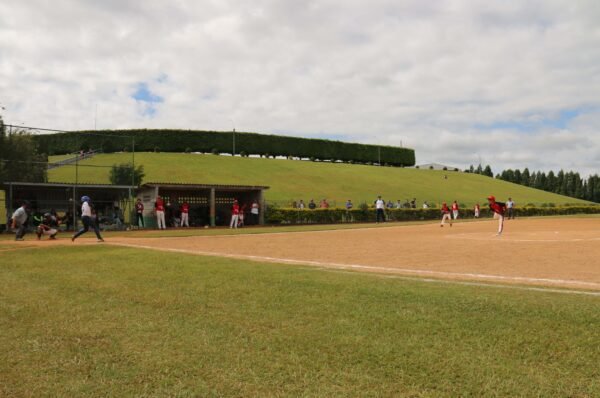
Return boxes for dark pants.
[73,216,103,240]
[136,213,144,227]
[14,222,27,240]
[376,209,385,223]
[507,208,514,219]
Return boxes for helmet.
[81,196,91,202]
[43,212,51,218]
[487,195,495,201]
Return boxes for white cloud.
[0,0,599,175]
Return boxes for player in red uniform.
[230,200,240,229]
[180,201,190,227]
[155,196,166,230]
[36,213,58,240]
[487,195,507,235]
[451,200,459,219]
[440,202,452,227]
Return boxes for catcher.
[36,212,58,240]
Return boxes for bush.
[33,129,416,166]
[264,205,600,225]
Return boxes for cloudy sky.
[1,0,599,175]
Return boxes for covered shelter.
[2,182,135,230]
[137,182,269,227]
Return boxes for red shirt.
[451,203,459,211]
[441,204,450,214]
[232,203,240,215]
[135,202,144,213]
[181,203,189,214]
[155,199,165,212]
[489,202,506,215]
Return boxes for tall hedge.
[34,129,416,166]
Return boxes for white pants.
[181,212,189,227]
[41,228,58,236]
[441,213,452,225]
[496,213,504,233]
[230,214,239,228]
[474,210,479,218]
[156,210,166,229]
[452,210,459,219]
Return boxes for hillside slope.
[48,153,589,207]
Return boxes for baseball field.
[1,216,599,396]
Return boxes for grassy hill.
[48,153,589,207]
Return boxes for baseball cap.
[81,196,91,202]
[487,195,495,201]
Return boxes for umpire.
[11,201,30,241]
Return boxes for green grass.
[48,153,589,206]
[1,245,599,397]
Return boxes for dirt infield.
[6,218,600,291]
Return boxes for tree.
[483,165,493,177]
[0,117,48,184]
[109,163,145,186]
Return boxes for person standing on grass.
[11,201,30,241]
[180,201,190,227]
[488,195,507,236]
[155,196,166,230]
[474,203,480,218]
[230,199,240,229]
[451,200,459,219]
[440,202,452,227]
[375,196,385,223]
[135,198,144,228]
[506,197,515,220]
[72,196,104,242]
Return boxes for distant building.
[416,163,460,171]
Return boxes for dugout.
[137,182,269,227]
[2,182,135,230]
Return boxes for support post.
[7,183,13,225]
[259,189,265,225]
[210,188,216,227]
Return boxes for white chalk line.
[108,242,600,295]
[446,232,600,243]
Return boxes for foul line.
[108,242,600,296]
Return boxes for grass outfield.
[1,245,599,396]
[48,152,589,206]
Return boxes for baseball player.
[440,202,453,227]
[375,196,385,223]
[37,213,58,240]
[451,200,459,219]
[180,201,190,227]
[11,201,30,241]
[71,196,104,242]
[487,195,507,235]
[230,199,240,229]
[155,196,166,230]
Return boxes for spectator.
[474,203,480,218]
[135,198,144,228]
[506,197,515,219]
[345,199,353,210]
[422,201,429,209]
[230,199,240,229]
[375,196,385,223]
[308,199,316,209]
[11,201,30,241]
[451,200,459,220]
[292,200,297,209]
[395,199,402,209]
[251,200,260,224]
[298,200,305,209]
[64,209,74,231]
[320,199,329,208]
[113,206,123,228]
[180,201,190,227]
[155,195,166,230]
[386,200,394,209]
[403,199,411,208]
[411,198,417,208]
